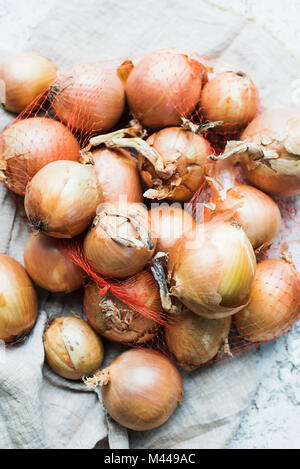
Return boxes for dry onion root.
[84,348,183,431]
[44,316,104,380]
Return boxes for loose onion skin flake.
[85,348,183,431]
[0,52,58,113]
[235,255,300,343]
[0,254,38,343]
[24,160,102,238]
[24,232,85,293]
[0,117,80,195]
[44,316,104,380]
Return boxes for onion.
[49,61,132,134]
[235,254,300,342]
[84,203,156,278]
[85,348,183,430]
[24,232,85,293]
[0,254,38,343]
[0,117,80,195]
[25,160,102,238]
[168,220,256,319]
[165,301,231,370]
[150,204,196,254]
[0,52,58,113]
[44,316,104,380]
[200,71,259,133]
[126,49,209,129]
[206,160,281,250]
[84,271,161,344]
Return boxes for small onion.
[84,203,156,278]
[150,204,196,254]
[0,52,58,113]
[85,348,183,431]
[200,71,259,133]
[235,255,300,342]
[24,232,85,293]
[25,160,102,238]
[0,117,80,195]
[84,271,161,344]
[165,302,231,370]
[44,316,104,380]
[0,254,38,343]
[126,49,207,129]
[168,221,256,319]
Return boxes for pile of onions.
[126,49,209,129]
[165,301,231,370]
[44,316,104,380]
[206,160,282,250]
[0,117,80,195]
[0,52,58,113]
[84,203,156,278]
[24,232,85,293]
[168,220,256,319]
[84,271,161,344]
[0,254,38,342]
[150,204,196,254]
[85,348,183,430]
[49,61,132,134]
[235,254,300,342]
[25,160,102,238]
[200,71,259,133]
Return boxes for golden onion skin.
[0,254,38,343]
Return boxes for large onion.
[235,254,300,342]
[44,316,104,380]
[0,254,38,343]
[25,160,102,238]
[168,220,256,319]
[0,117,80,195]
[85,348,183,431]
[0,53,58,113]
[84,203,156,278]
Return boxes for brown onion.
[165,302,231,370]
[126,49,208,129]
[235,254,300,342]
[24,232,85,293]
[84,203,156,278]
[25,160,102,238]
[200,71,259,133]
[150,204,196,254]
[85,348,183,431]
[0,53,58,113]
[0,254,38,343]
[44,316,104,380]
[168,220,256,319]
[0,117,80,195]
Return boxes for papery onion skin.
[84,203,156,278]
[0,53,58,113]
[91,147,142,204]
[235,257,300,342]
[150,205,196,254]
[25,160,102,238]
[165,302,231,370]
[0,117,80,195]
[24,232,85,293]
[200,71,259,133]
[0,254,38,343]
[99,348,183,431]
[126,49,204,130]
[139,127,212,202]
[168,221,256,319]
[84,274,159,344]
[44,316,104,380]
